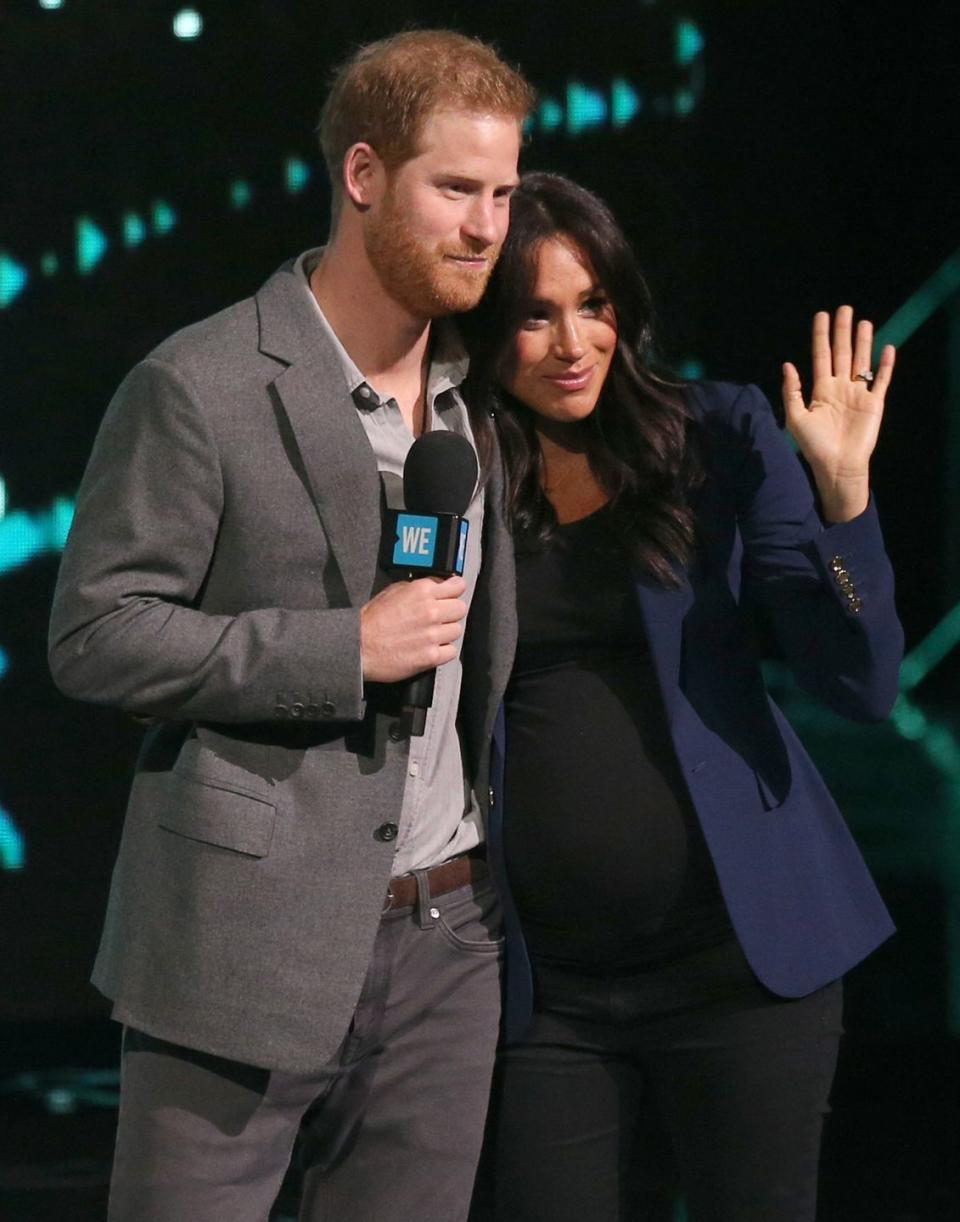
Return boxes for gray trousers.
[108,871,503,1221]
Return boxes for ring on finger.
[854,370,875,386]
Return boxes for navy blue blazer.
[487,381,904,1041]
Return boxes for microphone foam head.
[403,431,479,516]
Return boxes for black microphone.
[381,431,478,737]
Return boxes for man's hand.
[360,576,468,682]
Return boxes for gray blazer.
[49,259,517,1073]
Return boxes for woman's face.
[502,236,618,427]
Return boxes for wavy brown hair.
[462,172,704,588]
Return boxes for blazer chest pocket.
[158,772,276,857]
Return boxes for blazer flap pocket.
[159,773,276,857]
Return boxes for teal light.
[539,96,564,133]
[890,695,928,742]
[677,358,705,380]
[0,808,26,872]
[0,251,29,308]
[229,180,252,210]
[900,600,960,691]
[674,88,697,117]
[0,498,75,576]
[566,82,607,136]
[0,645,8,680]
[40,251,59,276]
[875,247,960,353]
[51,496,74,550]
[284,157,311,195]
[173,8,203,40]
[675,18,705,66]
[122,212,147,248]
[151,200,178,235]
[39,1,64,9]
[611,78,641,128]
[76,216,108,275]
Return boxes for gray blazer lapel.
[256,262,381,607]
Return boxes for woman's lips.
[544,366,596,391]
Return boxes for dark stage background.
[2,2,959,1218]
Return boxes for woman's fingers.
[812,311,832,385]
[852,318,874,381]
[871,343,897,398]
[832,305,854,380]
[781,362,806,427]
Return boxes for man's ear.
[342,142,383,213]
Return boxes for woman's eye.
[580,296,609,316]
[521,312,548,329]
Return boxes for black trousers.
[471,939,843,1222]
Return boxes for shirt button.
[388,721,406,743]
[374,822,399,843]
[408,761,420,778]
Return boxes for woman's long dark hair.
[462,172,704,588]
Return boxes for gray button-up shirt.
[295,250,484,874]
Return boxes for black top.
[504,505,732,972]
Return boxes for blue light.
[675,19,705,66]
[284,157,311,195]
[122,212,147,248]
[39,1,65,10]
[0,252,29,309]
[0,499,75,576]
[674,89,697,117]
[611,79,641,128]
[539,97,564,133]
[151,200,178,235]
[566,82,607,136]
[677,358,705,380]
[229,180,252,210]
[0,808,26,872]
[173,8,203,40]
[0,645,8,680]
[40,252,59,276]
[76,216,108,275]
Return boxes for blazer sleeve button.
[321,701,337,717]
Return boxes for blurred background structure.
[1,2,958,1217]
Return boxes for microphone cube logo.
[392,514,438,568]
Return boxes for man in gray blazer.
[48,30,531,1222]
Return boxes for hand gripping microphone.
[381,431,479,737]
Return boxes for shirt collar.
[294,248,469,410]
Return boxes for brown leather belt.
[384,850,488,912]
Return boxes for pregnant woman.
[464,172,901,1222]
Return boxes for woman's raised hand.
[782,306,895,522]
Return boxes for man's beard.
[364,193,500,318]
